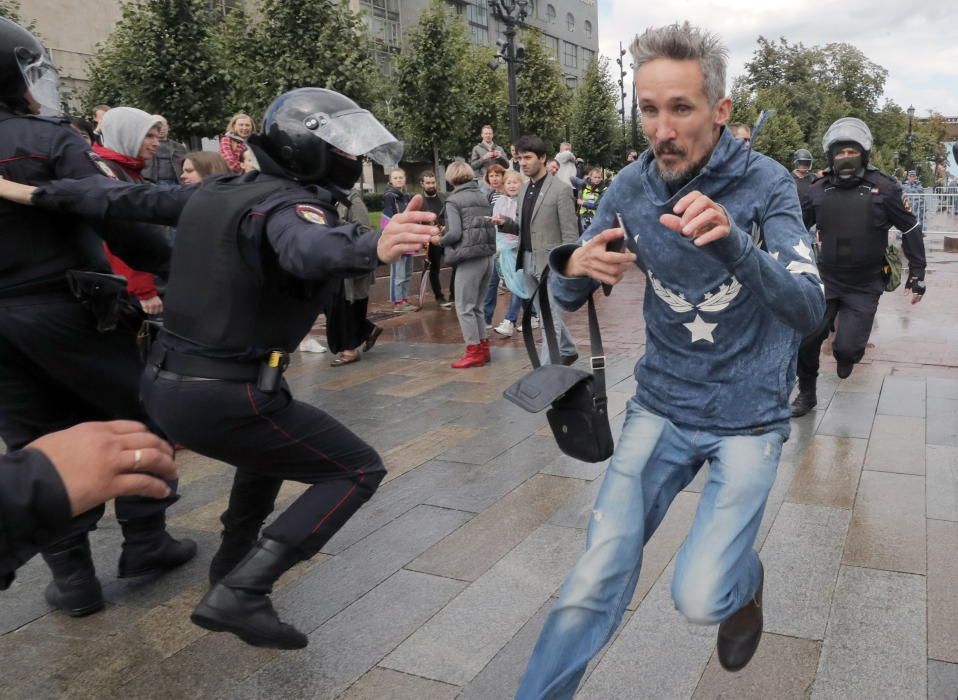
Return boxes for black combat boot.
[117,516,198,578]
[191,538,308,650]
[717,560,764,672]
[790,377,817,417]
[208,526,260,586]
[41,534,104,617]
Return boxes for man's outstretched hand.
[377,194,439,263]
[565,228,636,286]
[27,421,177,516]
[659,190,730,247]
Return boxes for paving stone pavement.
[1,237,957,699]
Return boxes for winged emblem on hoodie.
[648,272,742,314]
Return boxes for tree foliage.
[84,0,228,142]
[394,0,471,168]
[1,0,36,31]
[732,36,924,170]
[220,0,376,117]
[569,56,619,169]
[516,29,568,151]
[458,44,507,154]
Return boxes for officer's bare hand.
[0,175,38,206]
[378,194,439,263]
[659,191,730,246]
[139,295,164,315]
[27,421,177,516]
[565,228,636,286]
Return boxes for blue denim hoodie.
[550,127,825,434]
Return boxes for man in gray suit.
[492,134,579,364]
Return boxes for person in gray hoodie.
[516,22,825,698]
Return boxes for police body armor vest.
[164,177,330,355]
[816,183,886,272]
[443,186,495,266]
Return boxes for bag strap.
[522,267,560,368]
[520,267,607,405]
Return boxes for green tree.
[394,0,469,172]
[516,29,568,150]
[569,56,619,169]
[84,0,228,144]
[457,43,507,156]
[223,0,377,120]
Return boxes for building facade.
[349,0,599,88]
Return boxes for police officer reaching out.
[0,87,439,649]
[791,117,926,417]
[0,17,195,618]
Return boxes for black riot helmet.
[253,87,402,187]
[792,148,813,168]
[0,17,60,115]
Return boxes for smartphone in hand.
[602,212,629,296]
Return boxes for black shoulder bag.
[503,267,614,462]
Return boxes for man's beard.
[654,140,710,188]
[424,188,437,196]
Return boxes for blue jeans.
[483,258,501,323]
[390,255,413,303]
[516,399,784,700]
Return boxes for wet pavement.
[2,237,958,699]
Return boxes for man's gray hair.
[629,22,728,105]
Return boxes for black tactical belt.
[151,345,260,382]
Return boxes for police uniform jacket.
[31,168,382,361]
[801,167,926,288]
[0,449,72,590]
[0,106,171,295]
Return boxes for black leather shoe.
[790,390,817,417]
[118,529,198,579]
[717,561,764,672]
[191,538,308,650]
[560,353,579,367]
[41,535,104,617]
[836,360,853,379]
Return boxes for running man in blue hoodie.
[516,22,825,699]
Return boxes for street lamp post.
[906,104,916,171]
[490,0,530,147]
[616,43,627,151]
[629,61,639,152]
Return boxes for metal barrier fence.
[902,192,958,235]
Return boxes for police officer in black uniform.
[0,17,195,617]
[791,148,815,200]
[791,117,926,417]
[3,87,440,649]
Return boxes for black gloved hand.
[905,270,926,300]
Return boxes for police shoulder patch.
[295,204,327,225]
[87,151,118,180]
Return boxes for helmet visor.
[302,108,403,169]
[17,48,61,117]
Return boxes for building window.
[466,0,488,27]
[543,34,559,60]
[582,48,595,65]
[360,0,401,48]
[566,12,575,32]
[562,41,577,68]
[546,4,556,23]
[469,24,489,45]
[566,75,578,90]
[584,19,592,38]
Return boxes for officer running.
[0,17,195,617]
[0,87,439,649]
[791,148,816,200]
[791,117,926,417]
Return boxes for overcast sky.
[597,1,958,118]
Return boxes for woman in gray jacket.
[431,161,496,368]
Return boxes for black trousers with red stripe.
[140,369,385,559]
